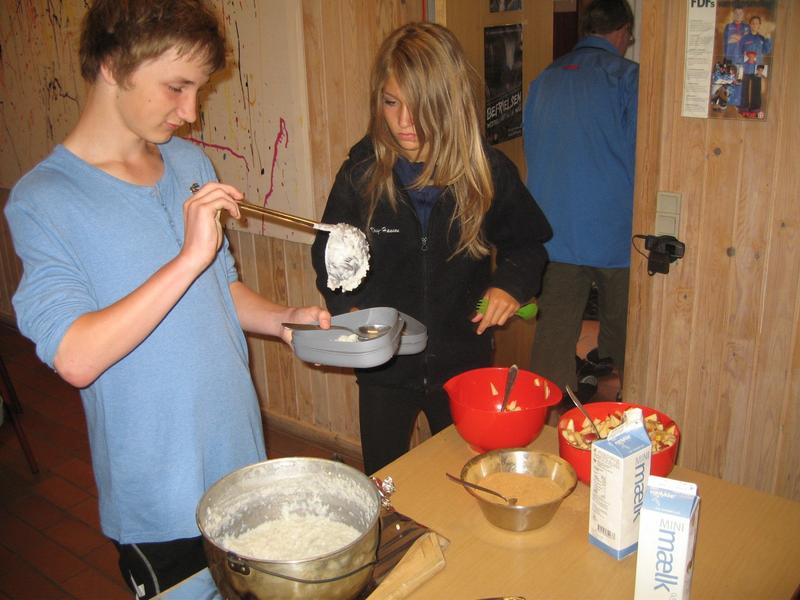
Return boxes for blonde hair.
[364,22,493,259]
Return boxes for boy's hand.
[180,182,243,272]
[280,306,332,344]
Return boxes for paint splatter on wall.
[0,0,315,243]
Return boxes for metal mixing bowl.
[460,449,577,531]
[197,457,381,599]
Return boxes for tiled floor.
[0,322,128,600]
[0,319,617,600]
[0,322,352,600]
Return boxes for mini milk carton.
[634,476,700,600]
[588,407,651,559]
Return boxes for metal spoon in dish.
[499,364,519,412]
[446,473,518,506]
[281,322,390,341]
[565,384,602,439]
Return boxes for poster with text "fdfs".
[683,0,776,121]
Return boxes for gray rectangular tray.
[291,307,402,368]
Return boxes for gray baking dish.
[291,307,402,368]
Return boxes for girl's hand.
[180,182,243,272]
[471,287,520,334]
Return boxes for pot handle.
[226,552,377,584]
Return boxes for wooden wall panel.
[753,3,800,495]
[682,119,739,477]
[0,190,22,323]
[627,0,800,499]
[625,1,666,410]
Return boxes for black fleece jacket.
[311,136,552,389]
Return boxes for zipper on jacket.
[420,221,431,390]
[398,186,433,389]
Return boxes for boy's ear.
[99,61,120,86]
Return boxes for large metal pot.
[197,457,381,600]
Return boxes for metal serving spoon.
[565,384,602,439]
[446,473,518,506]
[499,364,519,412]
[281,322,391,341]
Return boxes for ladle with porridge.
[236,200,370,292]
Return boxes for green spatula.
[476,298,538,320]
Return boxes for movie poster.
[489,0,522,13]
[484,24,523,145]
[683,0,776,120]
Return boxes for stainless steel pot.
[196,457,381,600]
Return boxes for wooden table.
[375,425,800,600]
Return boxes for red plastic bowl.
[445,367,562,452]
[557,401,680,485]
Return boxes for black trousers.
[358,383,453,475]
[741,74,762,111]
[114,536,207,599]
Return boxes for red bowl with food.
[444,367,562,452]
[557,401,680,485]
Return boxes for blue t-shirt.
[5,138,266,544]
[739,33,771,74]
[523,36,638,268]
[724,21,750,63]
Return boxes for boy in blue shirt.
[739,15,772,117]
[723,6,749,107]
[4,1,329,597]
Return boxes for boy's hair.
[582,0,634,36]
[364,22,493,259]
[79,0,226,85]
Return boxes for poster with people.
[683,0,776,120]
[484,24,523,144]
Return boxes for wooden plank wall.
[0,190,22,321]
[628,0,800,500]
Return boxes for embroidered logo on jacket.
[370,226,400,234]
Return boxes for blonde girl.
[312,22,551,474]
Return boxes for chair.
[0,354,39,474]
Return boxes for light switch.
[655,191,681,237]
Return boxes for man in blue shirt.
[523,0,637,406]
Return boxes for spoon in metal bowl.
[282,322,391,341]
[446,473,518,506]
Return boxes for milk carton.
[634,476,700,600]
[588,407,651,559]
